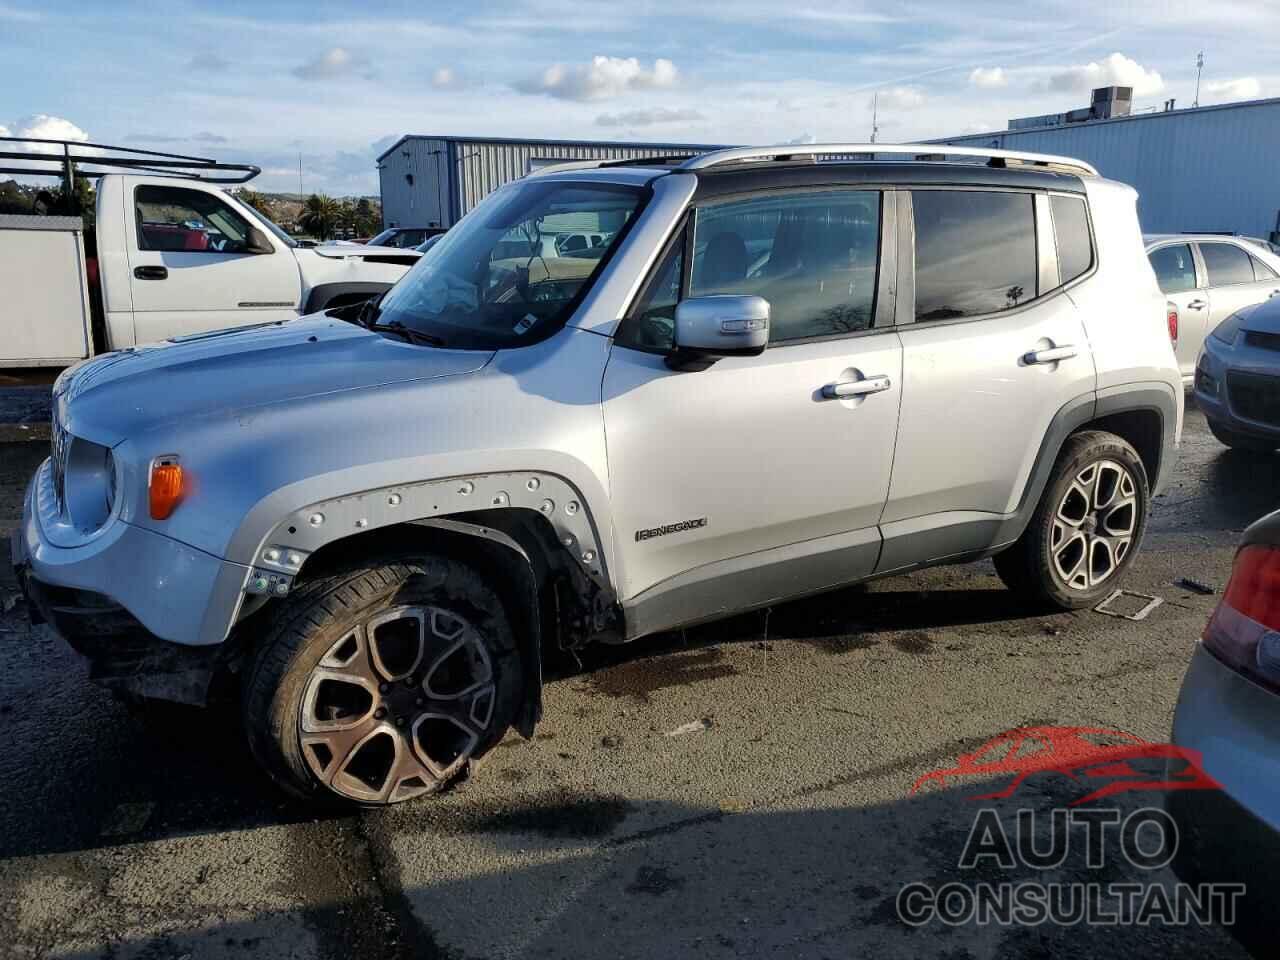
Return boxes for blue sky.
[3,0,1277,195]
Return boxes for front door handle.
[1023,345,1078,365]
[133,265,168,280]
[822,375,891,399]
[1186,299,1207,310]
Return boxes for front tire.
[243,554,523,805]
[1208,420,1277,453]
[994,430,1149,610]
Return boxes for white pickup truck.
[1,140,418,366]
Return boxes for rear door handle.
[133,266,168,280]
[1186,299,1207,310]
[1023,345,1078,365]
[822,375,891,399]
[1269,290,1280,299]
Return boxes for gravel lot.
[0,401,1275,960]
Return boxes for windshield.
[239,201,297,248]
[374,180,644,349]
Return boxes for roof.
[376,134,727,163]
[935,95,1280,145]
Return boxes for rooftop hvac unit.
[1091,86,1133,120]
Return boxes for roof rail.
[677,143,1098,177]
[0,137,260,184]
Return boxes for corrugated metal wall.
[380,137,720,228]
[935,99,1280,238]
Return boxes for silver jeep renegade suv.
[12,144,1182,805]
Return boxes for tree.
[236,188,272,216]
[352,197,379,237]
[0,180,33,215]
[299,193,341,240]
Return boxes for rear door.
[125,181,301,342]
[603,186,902,611]
[1148,241,1205,378]
[879,188,1096,571]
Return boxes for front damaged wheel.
[243,555,522,805]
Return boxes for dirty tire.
[993,430,1149,610]
[1208,420,1276,453]
[243,553,522,805]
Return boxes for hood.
[1238,297,1280,334]
[310,243,420,265]
[59,314,492,445]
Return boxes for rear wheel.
[1208,420,1277,453]
[243,554,522,805]
[994,430,1149,609]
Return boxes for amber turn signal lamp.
[149,457,184,520]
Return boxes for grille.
[1228,371,1280,428]
[50,407,69,513]
[1244,330,1280,352]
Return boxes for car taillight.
[1202,544,1280,691]
[1166,302,1179,345]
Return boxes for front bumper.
[1168,644,1280,955]
[13,462,252,648]
[1195,336,1280,440]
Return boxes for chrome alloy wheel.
[298,605,496,803]
[1051,459,1138,591]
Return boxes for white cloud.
[785,133,818,144]
[520,56,678,101]
[1204,77,1262,103]
[873,86,926,110]
[293,47,371,81]
[1045,52,1164,97]
[968,67,1007,89]
[596,107,705,127]
[11,114,89,142]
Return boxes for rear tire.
[1208,420,1277,453]
[242,553,522,805]
[994,430,1149,610]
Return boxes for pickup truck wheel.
[993,430,1149,610]
[243,555,521,805]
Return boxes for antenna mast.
[1193,51,1204,108]
[870,92,879,144]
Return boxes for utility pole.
[297,152,304,198]
[1194,51,1204,108]
[870,92,879,144]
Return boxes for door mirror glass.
[668,295,769,371]
[246,225,274,255]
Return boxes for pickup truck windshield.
[374,180,644,349]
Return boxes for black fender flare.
[409,517,543,738]
[303,281,393,314]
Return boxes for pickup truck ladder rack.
[676,143,1099,177]
[0,136,260,186]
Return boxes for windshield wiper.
[370,320,447,347]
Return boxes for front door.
[602,187,902,615]
[1148,241,1206,379]
[125,182,301,343]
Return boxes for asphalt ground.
[0,400,1276,959]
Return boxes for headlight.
[1210,310,1247,345]
[63,438,117,533]
[104,449,117,514]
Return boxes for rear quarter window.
[1050,195,1093,285]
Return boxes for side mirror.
[666,295,770,371]
[246,226,274,255]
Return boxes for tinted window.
[616,230,683,350]
[912,190,1037,321]
[1148,244,1196,294]
[689,190,881,342]
[1250,255,1278,280]
[1051,195,1092,285]
[135,185,252,253]
[1200,242,1255,286]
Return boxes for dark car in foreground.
[1168,508,1280,956]
[1195,295,1280,452]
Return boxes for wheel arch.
[302,281,393,314]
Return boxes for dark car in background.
[367,226,447,249]
[1194,295,1280,452]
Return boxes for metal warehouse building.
[934,92,1280,241]
[376,135,721,229]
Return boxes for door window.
[912,190,1037,321]
[690,190,882,343]
[135,186,254,253]
[1050,195,1093,285]
[1148,244,1197,294]
[1200,242,1255,286]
